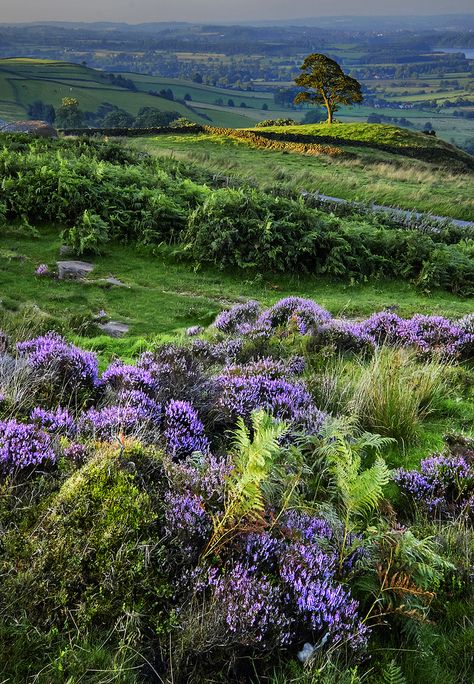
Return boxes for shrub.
[64,209,109,255]
[184,189,330,272]
[214,300,261,334]
[2,445,169,636]
[16,332,99,402]
[257,296,332,334]
[255,118,298,127]
[215,372,326,435]
[395,438,474,519]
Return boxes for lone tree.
[56,97,84,128]
[294,54,363,124]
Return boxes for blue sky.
[0,0,471,23]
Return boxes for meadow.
[0,130,473,684]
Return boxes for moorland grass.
[134,133,474,220]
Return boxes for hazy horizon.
[0,0,472,25]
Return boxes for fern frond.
[348,457,392,517]
[202,410,287,559]
[382,659,407,684]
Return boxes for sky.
[0,0,472,24]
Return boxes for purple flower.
[0,419,56,472]
[30,406,76,436]
[186,325,204,337]
[164,490,211,557]
[360,310,404,344]
[188,510,368,650]
[17,332,98,392]
[395,448,474,518]
[214,301,261,334]
[257,297,332,335]
[79,393,160,440]
[101,361,157,396]
[164,452,231,502]
[164,400,209,459]
[35,264,49,276]
[215,373,326,435]
[398,315,471,358]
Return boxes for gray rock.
[57,260,94,280]
[98,321,129,338]
[0,120,57,138]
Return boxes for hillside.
[0,58,281,127]
[134,123,474,220]
[0,58,257,126]
[246,122,474,168]
[0,130,473,684]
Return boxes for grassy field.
[0,58,259,127]
[133,129,474,221]
[4,227,472,330]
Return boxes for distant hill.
[0,58,261,127]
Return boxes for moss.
[0,443,172,680]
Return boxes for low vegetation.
[0,295,473,683]
[0,130,472,684]
[1,134,472,296]
[135,127,474,221]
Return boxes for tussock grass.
[349,347,449,444]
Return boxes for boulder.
[0,120,58,138]
[57,260,94,280]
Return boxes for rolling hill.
[0,58,262,126]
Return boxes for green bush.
[65,209,110,255]
[184,188,331,271]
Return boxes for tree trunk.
[326,105,333,124]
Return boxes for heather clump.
[215,372,326,435]
[101,359,157,396]
[313,319,376,356]
[164,399,210,458]
[16,332,99,401]
[0,418,56,473]
[214,300,261,334]
[398,314,473,359]
[30,405,76,436]
[395,438,474,519]
[257,296,332,335]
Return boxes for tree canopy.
[56,97,84,128]
[294,54,363,124]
